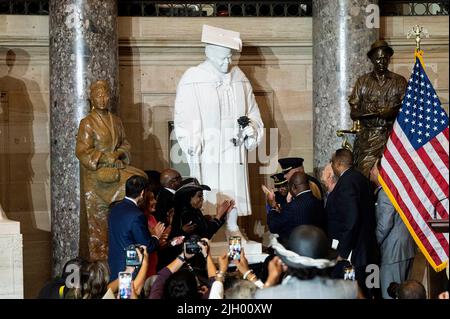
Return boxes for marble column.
[49,0,118,275]
[313,0,379,170]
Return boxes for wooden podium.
[427,218,449,233]
[424,217,449,298]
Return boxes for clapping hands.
[261,185,279,210]
[150,222,165,238]
[217,199,235,220]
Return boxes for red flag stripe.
[392,127,449,212]
[380,167,442,264]
[380,169,437,260]
[443,126,449,141]
[431,133,450,170]
[424,135,450,183]
[391,129,450,217]
[383,146,449,256]
[418,146,449,196]
[381,158,447,264]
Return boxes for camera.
[125,244,143,267]
[184,235,206,255]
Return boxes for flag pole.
[407,25,429,67]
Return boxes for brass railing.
[0,0,448,17]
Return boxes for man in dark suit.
[329,149,379,298]
[278,157,324,202]
[108,175,166,281]
[265,171,326,244]
[154,168,182,224]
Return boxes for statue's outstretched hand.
[242,125,255,139]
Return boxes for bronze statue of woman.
[76,80,146,261]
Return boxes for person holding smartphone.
[172,178,235,240]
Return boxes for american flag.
[379,51,449,272]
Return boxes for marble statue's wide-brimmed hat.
[278,157,304,173]
[270,172,288,187]
[367,40,394,58]
[271,225,338,269]
[176,177,211,195]
[201,24,242,52]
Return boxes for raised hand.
[217,199,234,219]
[150,222,165,238]
[182,221,197,233]
[197,238,210,258]
[232,248,250,275]
[265,256,285,287]
[167,208,175,225]
[218,252,230,273]
[136,245,148,264]
[262,184,278,209]
[286,192,292,204]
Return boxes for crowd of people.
[37,149,448,300]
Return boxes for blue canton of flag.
[397,58,449,149]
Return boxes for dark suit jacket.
[172,206,225,240]
[275,191,287,208]
[154,188,175,224]
[267,190,326,244]
[329,168,379,267]
[108,198,159,281]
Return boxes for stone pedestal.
[0,219,23,299]
[49,0,118,274]
[313,0,378,170]
[209,241,268,265]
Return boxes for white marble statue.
[174,25,264,240]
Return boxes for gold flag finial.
[407,25,429,51]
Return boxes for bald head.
[397,280,427,299]
[288,171,310,196]
[160,168,182,190]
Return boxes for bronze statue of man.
[349,40,407,177]
[76,80,146,261]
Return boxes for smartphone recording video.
[228,236,241,261]
[118,272,132,299]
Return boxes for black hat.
[272,225,337,269]
[278,157,304,173]
[367,40,394,59]
[175,177,211,195]
[270,172,288,187]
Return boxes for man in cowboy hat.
[254,225,361,299]
[349,40,407,177]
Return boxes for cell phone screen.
[228,236,241,261]
[118,272,132,299]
